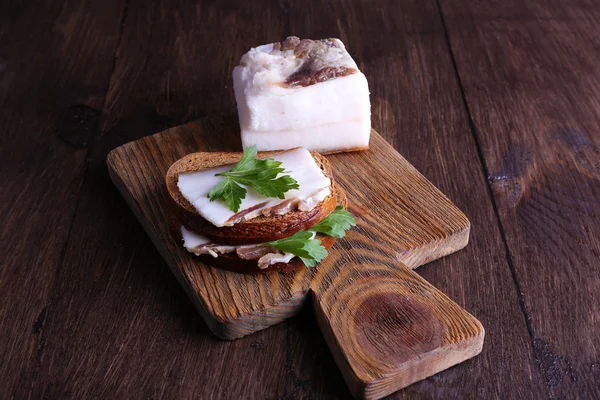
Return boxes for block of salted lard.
[233,36,370,154]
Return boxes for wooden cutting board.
[107,117,484,400]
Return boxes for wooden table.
[2,1,599,398]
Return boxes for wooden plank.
[440,0,600,396]
[0,1,126,397]
[286,0,547,398]
[100,0,285,132]
[27,1,298,399]
[18,0,544,399]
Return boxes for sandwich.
[233,36,371,154]
[166,146,356,274]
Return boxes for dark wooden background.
[2,0,599,398]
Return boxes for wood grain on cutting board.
[108,117,483,398]
[107,117,470,336]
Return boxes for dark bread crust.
[166,149,340,244]
[179,191,337,244]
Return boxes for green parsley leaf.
[229,144,258,173]
[249,175,299,199]
[208,145,299,211]
[308,206,357,238]
[207,176,246,213]
[261,231,328,268]
[256,207,356,268]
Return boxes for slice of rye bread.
[166,149,346,244]
[195,234,337,274]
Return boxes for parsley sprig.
[308,206,357,238]
[261,206,357,267]
[262,231,328,267]
[207,146,299,212]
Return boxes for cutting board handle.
[311,252,484,400]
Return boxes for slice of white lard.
[180,226,296,269]
[177,147,331,227]
[233,36,371,153]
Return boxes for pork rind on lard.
[233,36,371,154]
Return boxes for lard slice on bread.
[166,148,344,244]
[176,148,331,227]
[180,226,338,274]
[233,36,371,154]
[180,226,337,273]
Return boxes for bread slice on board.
[166,150,345,244]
